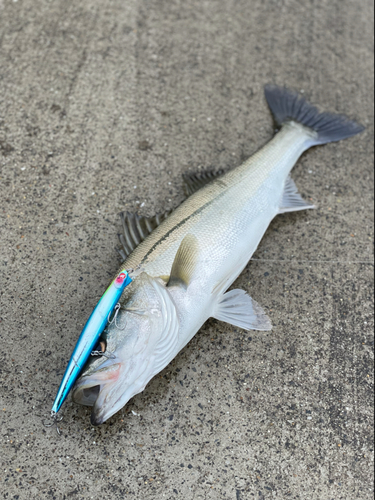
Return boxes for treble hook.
[43,411,64,435]
[91,350,116,359]
[107,302,147,332]
[107,303,126,330]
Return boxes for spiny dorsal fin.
[182,169,225,197]
[118,210,172,260]
[117,168,225,260]
[167,234,199,289]
[278,175,315,214]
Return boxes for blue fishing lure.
[51,270,132,417]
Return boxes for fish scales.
[123,123,310,282]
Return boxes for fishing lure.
[50,269,132,419]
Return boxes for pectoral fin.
[278,175,315,214]
[212,289,272,331]
[167,234,199,289]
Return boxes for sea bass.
[71,85,363,425]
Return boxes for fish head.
[71,272,179,425]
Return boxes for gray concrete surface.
[0,0,373,498]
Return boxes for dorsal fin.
[118,210,171,260]
[117,168,225,261]
[182,169,225,196]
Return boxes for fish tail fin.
[264,84,364,145]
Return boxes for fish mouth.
[71,360,124,425]
[72,357,150,425]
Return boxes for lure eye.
[115,271,127,286]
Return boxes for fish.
[71,85,363,425]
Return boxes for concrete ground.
[0,0,373,498]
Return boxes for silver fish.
[72,85,363,425]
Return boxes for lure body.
[51,270,132,415]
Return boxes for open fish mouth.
[72,355,152,425]
[72,360,124,425]
[80,385,100,406]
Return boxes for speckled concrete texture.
[0,0,373,499]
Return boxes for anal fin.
[212,289,272,331]
[278,175,315,214]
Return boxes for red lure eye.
[114,271,128,289]
[115,272,127,285]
